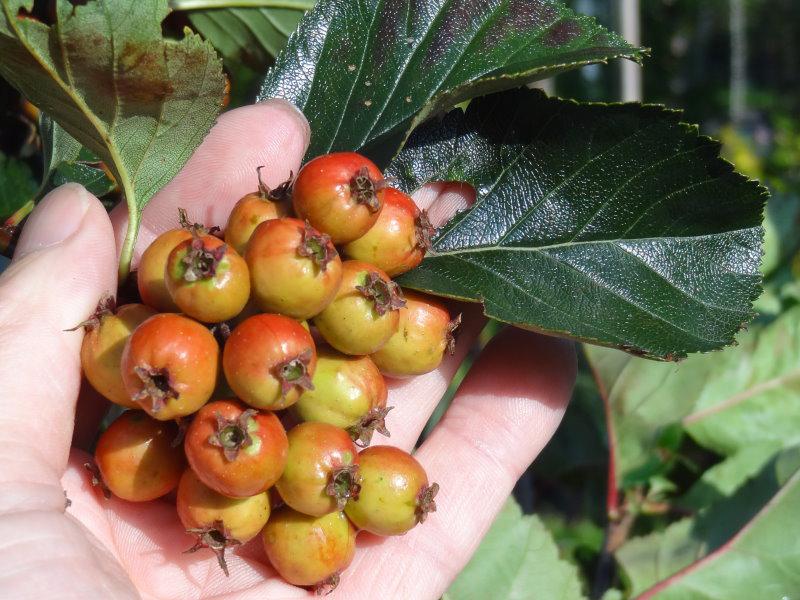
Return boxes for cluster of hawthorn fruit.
[77,152,460,594]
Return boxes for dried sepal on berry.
[66,292,116,332]
[349,166,384,212]
[314,573,341,596]
[348,406,393,447]
[207,409,257,462]
[182,236,228,282]
[297,221,338,271]
[415,482,439,524]
[257,166,294,203]
[274,349,315,397]
[184,520,242,577]
[178,207,219,237]
[325,464,362,510]
[446,313,462,355]
[356,272,406,316]
[133,365,179,414]
[415,209,436,251]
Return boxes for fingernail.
[14,184,91,259]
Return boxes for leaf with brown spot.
[0,0,225,279]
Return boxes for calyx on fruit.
[356,272,406,315]
[348,406,393,447]
[184,520,241,577]
[208,409,258,461]
[416,482,440,523]
[349,166,387,212]
[326,464,361,510]
[256,166,293,202]
[182,235,227,282]
[275,349,315,397]
[415,209,436,250]
[297,221,337,270]
[133,365,178,413]
[315,573,341,596]
[446,313,463,355]
[66,292,116,332]
[178,207,219,237]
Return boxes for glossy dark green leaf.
[258,0,644,163]
[0,152,36,219]
[391,90,767,359]
[0,0,225,277]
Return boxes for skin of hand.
[0,100,576,600]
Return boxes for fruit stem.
[0,199,34,254]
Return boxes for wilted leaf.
[0,0,225,277]
[259,0,644,163]
[392,90,766,359]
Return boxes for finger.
[340,328,576,599]
[380,182,481,449]
[0,184,116,499]
[110,100,311,265]
[61,453,305,600]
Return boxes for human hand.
[0,100,576,599]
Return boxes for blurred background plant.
[1,0,798,598]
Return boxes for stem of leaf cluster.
[118,184,139,282]
[0,199,35,254]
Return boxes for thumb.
[0,184,116,509]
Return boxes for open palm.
[0,100,575,600]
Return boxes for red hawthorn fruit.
[165,233,250,323]
[246,217,342,320]
[314,260,405,355]
[184,399,288,498]
[224,167,292,255]
[223,314,317,410]
[78,296,156,409]
[371,290,460,378]
[93,410,185,502]
[344,445,438,536]
[262,507,356,592]
[343,187,435,276]
[275,422,361,517]
[177,468,270,576]
[121,313,219,420]
[292,152,387,244]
